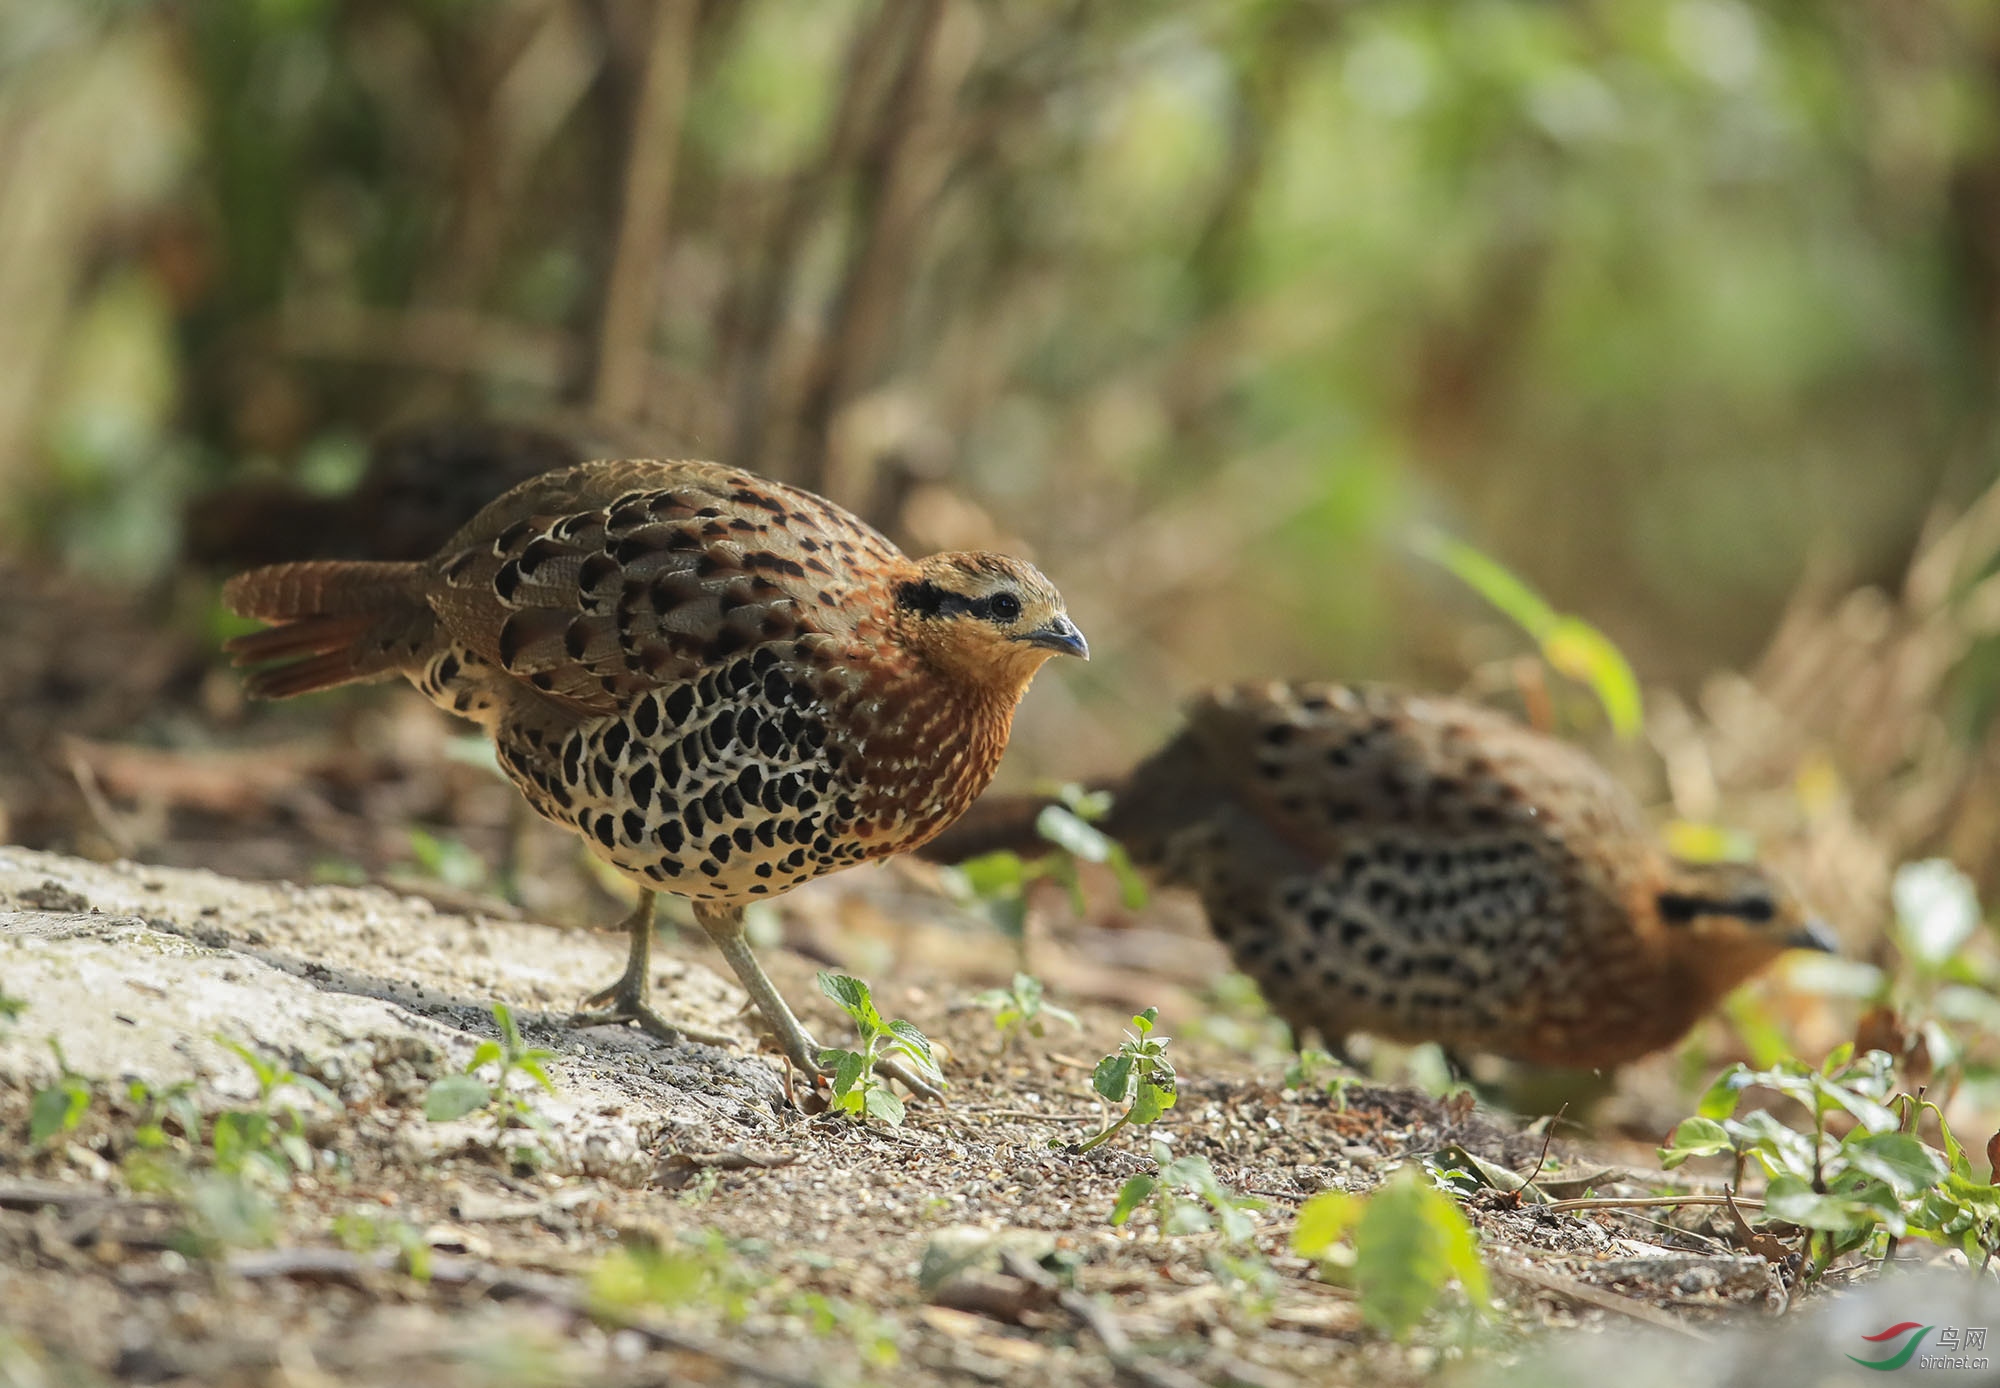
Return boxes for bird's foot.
[569,978,737,1049]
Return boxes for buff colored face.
[1655,859,1834,992]
[895,553,1088,686]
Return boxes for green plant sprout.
[816,972,942,1126]
[1409,525,1641,738]
[405,825,490,892]
[332,1209,435,1282]
[1111,1139,1265,1243]
[212,1037,335,1179]
[28,1040,92,1149]
[423,1003,558,1140]
[1070,1007,1177,1153]
[1293,1165,1491,1341]
[950,785,1147,952]
[1660,1045,2000,1281]
[1284,1048,1359,1109]
[973,972,1080,1047]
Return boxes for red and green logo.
[1849,1323,1933,1371]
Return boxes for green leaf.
[1132,1008,1158,1036]
[1161,1198,1214,1236]
[1542,618,1643,738]
[1093,1054,1135,1103]
[1763,1174,1893,1236]
[1351,1168,1490,1340]
[884,1019,938,1075]
[1105,844,1150,910]
[954,852,1027,899]
[515,1058,558,1094]
[1410,525,1640,737]
[1838,1132,1947,1198]
[1892,859,1981,967]
[1810,1073,1899,1134]
[1410,526,1559,636]
[1659,1116,1735,1169]
[823,1048,868,1098]
[1696,1064,1750,1120]
[1292,1190,1362,1258]
[423,1074,491,1122]
[29,1082,87,1147]
[817,973,883,1031]
[1111,1175,1156,1226]
[1035,805,1113,863]
[467,1040,503,1073]
[189,1173,276,1249]
[1128,1076,1177,1125]
[862,1086,906,1126]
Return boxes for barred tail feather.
[222,561,432,699]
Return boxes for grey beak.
[1787,918,1839,954]
[1020,614,1089,660]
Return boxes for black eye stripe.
[895,580,1025,624]
[1657,891,1776,926]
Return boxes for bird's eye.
[989,591,1022,623]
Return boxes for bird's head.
[1653,857,1835,999]
[893,552,1087,693]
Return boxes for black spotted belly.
[495,656,869,900]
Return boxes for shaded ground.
[0,844,1870,1388]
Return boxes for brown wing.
[424,460,910,715]
[1159,682,1646,864]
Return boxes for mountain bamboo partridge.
[926,682,1831,1069]
[222,459,1087,1092]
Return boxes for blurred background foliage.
[8,0,2000,932]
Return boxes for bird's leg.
[570,889,736,1047]
[694,902,944,1102]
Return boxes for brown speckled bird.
[926,682,1831,1070]
[222,459,1087,1090]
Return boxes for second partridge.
[927,682,1830,1069]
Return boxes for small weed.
[972,972,1079,1047]
[123,1076,201,1152]
[816,972,942,1126]
[1660,1045,1996,1281]
[28,1041,92,1149]
[785,1292,901,1370]
[1069,1007,1176,1153]
[589,1230,759,1324]
[332,1208,434,1281]
[1184,971,1292,1059]
[405,825,491,892]
[949,785,1147,952]
[1294,1165,1491,1341]
[213,1037,334,1179]
[423,1003,558,1147]
[591,1234,903,1368]
[1111,1138,1264,1242]
[1283,1048,1358,1109]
